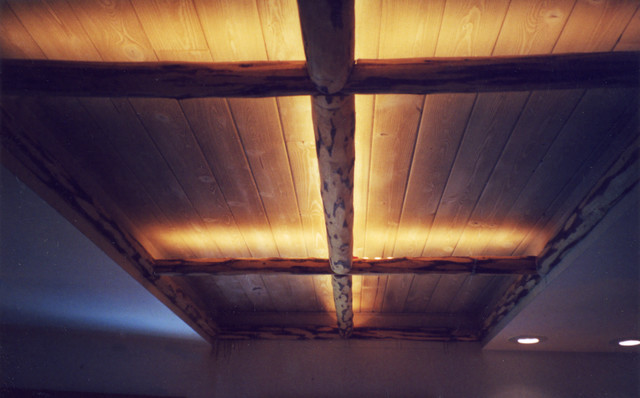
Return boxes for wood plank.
[516,99,639,256]
[256,0,305,61]
[127,97,249,258]
[393,94,476,257]
[484,88,638,256]
[424,91,530,257]
[452,89,584,257]
[227,97,306,258]
[6,0,102,61]
[4,52,639,98]
[297,0,354,93]
[193,0,268,62]
[553,0,638,53]
[615,7,640,51]
[435,0,511,57]
[312,94,356,273]
[1,108,219,343]
[278,96,327,258]
[492,0,576,56]
[377,0,445,59]
[179,98,279,257]
[354,0,381,59]
[1,96,170,259]
[0,3,46,59]
[352,0,380,260]
[130,0,211,61]
[153,256,537,275]
[68,0,157,62]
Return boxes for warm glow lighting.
[618,339,640,347]
[374,257,382,260]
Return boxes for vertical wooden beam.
[298,0,356,337]
[312,94,356,275]
[332,275,354,338]
[297,0,355,94]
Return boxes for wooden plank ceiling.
[1,0,638,342]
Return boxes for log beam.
[2,52,638,98]
[153,256,537,276]
[214,326,478,341]
[297,0,355,94]
[312,94,356,275]
[332,275,354,338]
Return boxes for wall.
[1,324,638,398]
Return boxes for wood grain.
[0,3,46,59]
[69,0,157,62]
[6,0,102,61]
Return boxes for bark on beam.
[153,256,537,276]
[297,0,355,94]
[297,0,356,338]
[2,52,637,98]
[312,95,356,275]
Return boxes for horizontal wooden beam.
[0,59,313,98]
[346,51,640,94]
[214,326,478,341]
[153,256,536,276]
[2,52,637,98]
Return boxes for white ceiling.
[1,163,638,351]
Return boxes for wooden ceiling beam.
[153,256,537,276]
[2,52,638,98]
[298,0,356,337]
[297,0,354,94]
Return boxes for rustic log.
[297,0,355,94]
[332,275,354,338]
[0,107,219,344]
[153,256,537,276]
[346,51,640,94]
[312,95,356,274]
[482,138,639,338]
[0,59,312,98]
[2,52,637,98]
[214,326,478,341]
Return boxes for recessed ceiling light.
[509,336,547,345]
[617,339,640,347]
